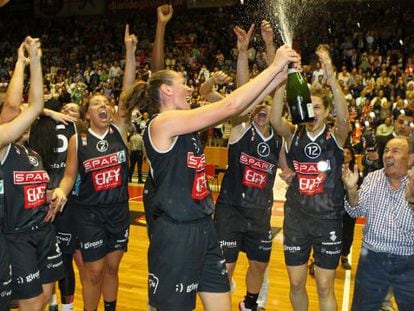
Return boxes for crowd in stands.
[1,1,413,151]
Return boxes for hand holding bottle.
[271,44,300,73]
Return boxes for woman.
[1,37,64,311]
[51,26,137,311]
[271,46,349,310]
[29,102,85,311]
[121,43,299,310]
[0,36,45,311]
[212,21,288,311]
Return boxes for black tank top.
[286,125,344,219]
[48,122,77,189]
[76,124,129,206]
[1,144,50,232]
[216,123,282,210]
[143,118,214,222]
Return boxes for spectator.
[342,136,414,310]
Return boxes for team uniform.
[284,124,344,269]
[75,124,129,262]
[0,167,12,309]
[143,118,229,311]
[215,123,282,263]
[1,144,63,300]
[47,122,79,254]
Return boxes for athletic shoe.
[49,305,59,311]
[239,301,257,311]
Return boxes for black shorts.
[283,205,342,269]
[148,216,230,311]
[54,199,77,254]
[76,203,129,262]
[4,224,64,300]
[0,235,12,309]
[214,205,272,263]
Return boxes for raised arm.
[122,24,138,92]
[261,20,275,64]
[235,24,254,87]
[115,25,138,141]
[270,84,295,145]
[316,46,349,146]
[0,37,44,148]
[151,45,300,148]
[199,71,230,102]
[151,4,173,72]
[0,42,29,123]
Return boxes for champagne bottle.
[286,63,315,124]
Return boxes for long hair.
[29,116,59,171]
[121,70,177,120]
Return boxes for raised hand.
[316,45,335,83]
[124,24,138,53]
[261,20,274,46]
[17,42,30,66]
[157,4,173,24]
[234,24,255,52]
[24,36,41,59]
[341,163,359,190]
[272,45,300,72]
[211,71,232,85]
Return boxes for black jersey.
[143,118,214,222]
[1,144,50,232]
[286,124,344,220]
[48,122,77,189]
[216,123,282,210]
[76,125,129,206]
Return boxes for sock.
[62,303,73,311]
[244,292,259,309]
[104,300,117,311]
[50,293,58,305]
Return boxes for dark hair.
[121,70,177,119]
[343,143,356,169]
[29,116,58,171]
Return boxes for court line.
[341,247,353,311]
[129,195,143,201]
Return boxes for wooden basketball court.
[68,182,369,311]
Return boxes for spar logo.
[240,153,274,173]
[187,152,206,170]
[14,171,50,185]
[83,151,126,173]
[187,152,210,200]
[13,171,50,209]
[292,161,327,195]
